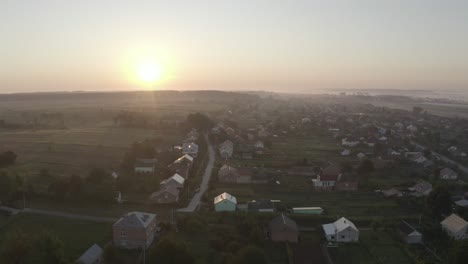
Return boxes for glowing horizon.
[1,1,468,93]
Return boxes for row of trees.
[1,230,65,264]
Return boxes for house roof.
[113,211,156,229]
[410,181,432,194]
[441,214,468,233]
[248,199,275,211]
[214,192,237,204]
[455,199,468,208]
[441,168,457,176]
[77,244,102,264]
[319,174,339,182]
[334,217,358,232]
[161,173,185,185]
[269,214,298,232]
[321,165,341,176]
[398,221,421,236]
[150,186,180,199]
[135,158,157,168]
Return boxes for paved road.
[410,141,468,175]
[178,134,215,213]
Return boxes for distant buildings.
[322,217,359,242]
[218,140,234,159]
[113,212,158,249]
[440,168,458,180]
[149,186,180,204]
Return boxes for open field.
[229,133,345,168]
[330,230,413,264]
[0,214,112,261]
[0,127,169,176]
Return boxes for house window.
[331,236,335,240]
[121,229,126,238]
[341,235,345,239]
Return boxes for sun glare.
[136,60,162,84]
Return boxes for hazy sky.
[1,0,468,93]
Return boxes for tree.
[185,113,213,132]
[229,246,268,264]
[150,238,195,264]
[35,231,65,264]
[1,230,33,264]
[0,151,17,168]
[427,186,452,217]
[449,241,468,264]
[356,159,375,174]
[48,178,69,201]
[0,171,12,201]
[68,174,84,198]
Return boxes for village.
[1,92,468,264]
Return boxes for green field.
[330,231,413,264]
[0,214,112,261]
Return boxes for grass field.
[0,126,180,176]
[0,214,112,261]
[330,230,413,264]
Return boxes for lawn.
[0,213,112,261]
[330,230,413,264]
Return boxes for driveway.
[177,134,215,213]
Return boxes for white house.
[160,173,185,189]
[214,192,237,212]
[183,142,199,158]
[440,168,458,180]
[218,140,234,159]
[322,217,359,242]
[134,159,157,174]
[342,138,360,147]
[441,214,468,240]
[340,149,351,156]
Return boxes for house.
[76,244,103,264]
[454,199,468,208]
[322,217,359,242]
[441,214,468,240]
[218,164,252,184]
[218,140,234,159]
[214,192,237,212]
[237,144,254,159]
[382,188,403,198]
[248,200,275,212]
[254,140,265,154]
[312,174,338,190]
[113,212,158,249]
[268,214,299,243]
[356,152,366,160]
[440,168,458,180]
[168,154,193,179]
[408,181,432,197]
[134,158,157,174]
[160,173,185,189]
[342,137,360,147]
[182,142,199,158]
[149,186,180,204]
[312,165,341,190]
[340,149,351,156]
[397,221,422,244]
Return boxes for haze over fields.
[2,0,468,94]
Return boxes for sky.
[1,0,468,93]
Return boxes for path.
[177,134,215,212]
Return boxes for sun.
[136,59,162,84]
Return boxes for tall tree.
[150,238,195,264]
[427,186,452,217]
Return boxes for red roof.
[319,174,338,181]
